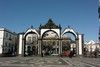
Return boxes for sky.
[0,0,99,42]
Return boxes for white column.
[18,34,23,55]
[78,34,83,55]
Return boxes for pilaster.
[18,34,24,56]
[78,34,84,55]
[75,38,79,55]
[38,39,41,55]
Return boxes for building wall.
[0,28,18,55]
[86,44,100,52]
[0,29,4,54]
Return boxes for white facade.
[0,28,4,54]
[85,40,100,52]
[0,28,18,55]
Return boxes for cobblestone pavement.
[0,56,100,67]
[62,57,100,67]
[0,56,67,67]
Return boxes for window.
[10,34,11,38]
[9,34,12,40]
[6,32,8,37]
[5,42,7,47]
[9,43,11,47]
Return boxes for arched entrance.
[41,30,59,56]
[61,28,78,56]
[24,32,38,56]
[62,32,76,56]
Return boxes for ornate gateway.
[18,19,84,56]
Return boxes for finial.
[59,24,62,29]
[31,25,33,29]
[68,25,71,28]
[48,18,53,23]
[39,24,42,29]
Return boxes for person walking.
[69,51,74,58]
[41,50,45,57]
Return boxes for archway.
[61,29,77,56]
[41,30,59,56]
[24,32,38,56]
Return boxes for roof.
[39,19,61,29]
[87,40,95,44]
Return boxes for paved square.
[0,56,68,67]
[0,56,100,67]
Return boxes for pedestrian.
[69,51,73,58]
[94,51,97,58]
[41,50,45,57]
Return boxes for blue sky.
[0,0,99,42]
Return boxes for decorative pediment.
[39,19,61,29]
